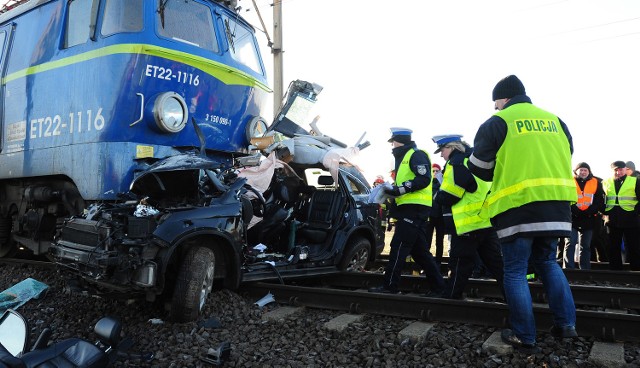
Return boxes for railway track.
[5,254,640,339]
[2,253,639,365]
[374,254,639,285]
[239,271,640,343]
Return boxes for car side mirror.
[0,309,28,356]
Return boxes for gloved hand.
[386,222,394,232]
[384,185,405,197]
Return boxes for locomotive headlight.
[245,116,268,141]
[153,92,188,133]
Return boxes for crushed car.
[50,80,385,322]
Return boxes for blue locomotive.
[0,1,383,321]
[0,0,269,254]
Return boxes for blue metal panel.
[0,0,269,201]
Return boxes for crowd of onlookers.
[558,160,640,271]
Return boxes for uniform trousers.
[607,225,640,270]
[444,227,504,299]
[384,217,444,293]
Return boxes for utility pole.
[272,0,283,115]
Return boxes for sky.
[243,0,640,183]
[0,0,637,183]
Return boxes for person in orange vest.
[564,162,605,269]
[603,161,640,270]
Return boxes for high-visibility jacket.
[575,177,598,211]
[603,176,638,211]
[395,149,432,206]
[483,104,576,218]
[441,158,492,235]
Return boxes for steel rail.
[377,254,631,270]
[317,272,640,310]
[373,256,639,285]
[240,280,640,342]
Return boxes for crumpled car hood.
[129,153,224,199]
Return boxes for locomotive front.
[0,0,271,321]
[0,0,269,255]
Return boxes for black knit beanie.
[492,75,526,101]
[574,162,591,173]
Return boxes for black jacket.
[468,95,573,242]
[571,174,605,230]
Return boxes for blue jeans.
[565,228,593,269]
[501,237,576,344]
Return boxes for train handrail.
[129,93,144,127]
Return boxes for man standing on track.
[468,75,578,354]
[369,127,444,296]
[432,134,504,300]
[603,160,640,271]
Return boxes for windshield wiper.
[224,18,235,53]
[158,0,169,28]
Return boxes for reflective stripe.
[469,154,494,169]
[496,221,572,239]
[485,178,576,207]
[440,179,465,198]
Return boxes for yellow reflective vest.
[395,149,432,206]
[603,176,638,211]
[441,158,492,235]
[484,104,576,218]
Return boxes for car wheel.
[170,246,215,322]
[338,237,371,272]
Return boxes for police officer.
[432,134,504,300]
[603,161,640,270]
[468,75,577,353]
[369,127,445,295]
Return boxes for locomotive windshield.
[102,0,143,36]
[156,0,218,52]
[65,0,99,48]
[223,15,263,74]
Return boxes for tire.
[170,246,215,322]
[338,237,371,272]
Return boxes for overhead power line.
[549,16,640,37]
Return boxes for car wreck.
[50,81,384,322]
